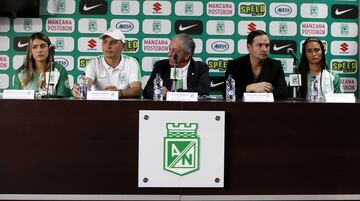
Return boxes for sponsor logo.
[210,81,224,88]
[331,23,358,37]
[206,58,231,72]
[78,18,107,33]
[193,39,203,54]
[110,0,140,15]
[331,59,357,74]
[175,1,203,16]
[207,2,235,17]
[141,57,167,72]
[206,20,235,35]
[143,1,171,16]
[46,18,74,33]
[211,41,229,52]
[341,77,357,92]
[332,5,358,19]
[238,39,248,54]
[270,3,297,17]
[49,37,74,52]
[13,18,42,33]
[88,39,97,49]
[300,4,328,18]
[115,21,134,32]
[55,57,69,68]
[13,55,25,70]
[14,36,30,51]
[239,2,266,17]
[206,39,234,54]
[47,0,76,14]
[153,2,162,12]
[124,38,139,53]
[79,0,107,15]
[238,21,266,36]
[269,21,297,36]
[273,58,294,73]
[0,55,9,70]
[77,56,96,70]
[143,19,171,34]
[300,22,328,37]
[331,41,358,56]
[142,38,170,53]
[175,20,203,35]
[164,123,200,176]
[270,40,297,54]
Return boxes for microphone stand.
[292,58,299,99]
[42,46,62,98]
[171,54,178,92]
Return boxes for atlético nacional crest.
[164,123,199,176]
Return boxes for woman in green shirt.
[13,32,71,97]
[298,37,342,101]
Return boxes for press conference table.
[0,98,359,200]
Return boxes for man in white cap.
[72,28,141,98]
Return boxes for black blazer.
[223,54,288,99]
[143,59,210,98]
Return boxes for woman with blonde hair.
[13,32,71,97]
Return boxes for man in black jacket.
[143,33,209,99]
[223,30,288,100]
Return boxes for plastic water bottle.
[153,73,163,101]
[226,74,236,102]
[309,75,318,102]
[79,72,87,99]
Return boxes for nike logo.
[210,81,224,88]
[273,44,292,51]
[83,4,102,11]
[17,41,28,48]
[179,24,198,31]
[335,8,353,15]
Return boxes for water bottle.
[153,73,163,101]
[309,75,318,102]
[79,72,87,99]
[226,74,236,102]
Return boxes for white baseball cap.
[99,28,126,43]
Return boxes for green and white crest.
[164,123,200,176]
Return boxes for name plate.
[166,92,198,101]
[3,89,35,99]
[243,93,274,102]
[325,93,355,103]
[87,91,119,100]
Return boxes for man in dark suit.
[143,33,209,99]
[223,30,288,100]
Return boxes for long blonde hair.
[21,32,51,88]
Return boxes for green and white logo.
[88,19,97,32]
[24,19,32,31]
[55,38,64,50]
[216,21,225,34]
[164,123,200,176]
[57,0,66,13]
[152,21,161,33]
[185,2,194,14]
[121,1,130,14]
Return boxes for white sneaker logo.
[17,41,28,48]
[273,44,292,51]
[83,4,102,11]
[335,8,353,16]
[210,81,224,88]
[179,24,198,31]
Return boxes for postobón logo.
[239,2,266,17]
[164,123,199,176]
[0,55,9,70]
[331,59,357,74]
[332,5,358,19]
[270,40,297,55]
[175,20,203,35]
[14,36,30,51]
[80,0,107,15]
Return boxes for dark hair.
[247,30,268,45]
[171,33,195,56]
[298,37,327,98]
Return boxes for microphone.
[287,48,297,59]
[49,44,56,70]
[173,53,178,65]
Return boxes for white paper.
[2,89,34,99]
[166,92,198,102]
[86,91,118,100]
[243,93,274,102]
